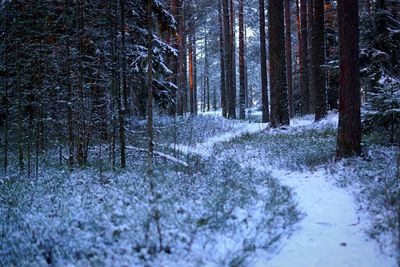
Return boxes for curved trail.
[254,169,395,267]
[186,113,396,267]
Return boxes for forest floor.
[0,110,398,266]
[174,111,398,267]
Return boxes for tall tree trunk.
[169,0,179,116]
[3,25,9,174]
[336,0,361,157]
[308,0,316,113]
[300,0,310,114]
[113,0,125,168]
[76,0,86,166]
[16,50,24,173]
[120,0,129,113]
[269,0,290,128]
[66,44,74,167]
[183,35,188,114]
[219,0,227,117]
[228,0,236,118]
[177,0,185,115]
[314,0,327,121]
[223,0,232,118]
[239,0,245,119]
[147,0,154,177]
[259,0,270,122]
[193,32,198,114]
[284,0,294,118]
[189,32,195,114]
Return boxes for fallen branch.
[126,146,189,167]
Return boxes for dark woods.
[0,0,399,175]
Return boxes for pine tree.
[361,0,400,143]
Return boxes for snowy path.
[253,169,396,267]
[185,113,396,267]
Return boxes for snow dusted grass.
[0,115,299,266]
[0,111,398,266]
[331,145,400,262]
[216,112,398,265]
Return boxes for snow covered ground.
[257,169,396,267]
[1,111,397,266]
[187,111,397,267]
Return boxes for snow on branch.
[126,146,189,167]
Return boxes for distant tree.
[219,0,227,117]
[325,0,339,111]
[284,0,294,118]
[259,0,270,122]
[314,0,327,121]
[223,0,233,118]
[300,0,310,114]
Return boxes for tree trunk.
[284,0,294,118]
[300,0,310,114]
[219,0,227,117]
[193,32,198,114]
[16,50,24,173]
[177,0,185,115]
[269,0,290,128]
[189,33,195,114]
[3,26,9,174]
[308,0,315,113]
[120,0,129,113]
[223,0,232,118]
[336,0,361,157]
[239,0,245,119]
[314,0,327,121]
[259,0,270,122]
[66,44,74,167]
[228,0,236,119]
[147,0,154,177]
[169,0,179,116]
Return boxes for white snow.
[172,120,267,157]
[253,169,397,267]
[179,111,396,267]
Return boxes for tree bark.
[284,0,294,118]
[269,0,290,128]
[66,44,74,167]
[120,0,129,113]
[259,0,270,122]
[189,32,195,114]
[336,0,361,157]
[219,0,227,117]
[147,0,154,176]
[300,0,310,114]
[3,21,9,174]
[308,0,315,113]
[223,0,232,118]
[314,0,327,121]
[228,0,236,118]
[193,32,198,114]
[177,0,185,115]
[239,0,245,119]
